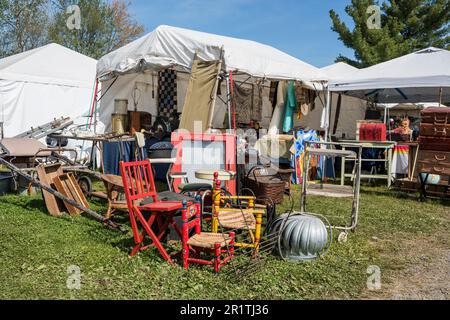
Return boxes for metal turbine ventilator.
[270,212,332,262]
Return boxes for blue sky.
[129,0,356,68]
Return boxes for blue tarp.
[102,141,136,175]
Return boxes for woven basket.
[244,166,286,205]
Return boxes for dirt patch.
[364,233,450,300]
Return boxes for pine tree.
[330,0,450,67]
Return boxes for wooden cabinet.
[418,107,450,199]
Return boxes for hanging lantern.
[270,214,329,261]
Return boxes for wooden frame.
[53,173,89,216]
[171,131,237,194]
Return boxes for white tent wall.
[0,43,98,138]
[294,93,367,140]
[0,79,94,137]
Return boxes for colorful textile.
[391,144,409,177]
[291,130,320,184]
[283,81,297,133]
[269,81,288,135]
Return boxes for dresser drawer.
[418,150,450,166]
[421,107,450,125]
[420,124,450,137]
[418,162,450,176]
[419,136,450,151]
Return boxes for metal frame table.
[338,140,397,188]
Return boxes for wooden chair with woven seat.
[181,200,235,272]
[211,175,266,253]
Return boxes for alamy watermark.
[66,5,81,30]
[367,265,382,291]
[67,265,81,290]
[367,5,382,30]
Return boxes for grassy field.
[0,184,448,300]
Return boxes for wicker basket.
[244,166,286,205]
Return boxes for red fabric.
[360,123,387,141]
[139,201,184,212]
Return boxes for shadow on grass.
[361,188,450,207]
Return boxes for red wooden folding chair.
[120,160,186,263]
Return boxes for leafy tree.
[0,0,50,57]
[48,0,144,59]
[330,0,450,67]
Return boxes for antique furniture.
[301,141,363,242]
[180,198,235,273]
[120,160,235,272]
[100,174,129,219]
[211,173,266,253]
[171,132,237,194]
[339,140,396,188]
[417,107,450,200]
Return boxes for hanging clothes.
[252,81,263,122]
[268,81,288,135]
[234,84,253,124]
[283,81,297,133]
[269,81,279,109]
[295,86,317,120]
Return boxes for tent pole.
[207,47,224,132]
[324,87,331,143]
[226,73,232,130]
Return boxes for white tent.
[329,47,450,103]
[0,43,97,137]
[294,63,368,140]
[321,62,359,79]
[97,25,325,82]
[96,25,326,131]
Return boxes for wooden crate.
[36,164,66,216]
[53,173,89,216]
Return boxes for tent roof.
[97,25,325,83]
[0,43,97,88]
[329,47,450,103]
[321,62,359,80]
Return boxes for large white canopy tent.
[96,25,326,131]
[0,43,97,137]
[97,25,324,82]
[328,47,450,104]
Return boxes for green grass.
[0,185,448,300]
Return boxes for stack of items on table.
[417,107,450,198]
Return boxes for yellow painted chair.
[211,179,265,253]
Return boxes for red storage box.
[359,123,387,141]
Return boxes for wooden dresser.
[417,107,450,199]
